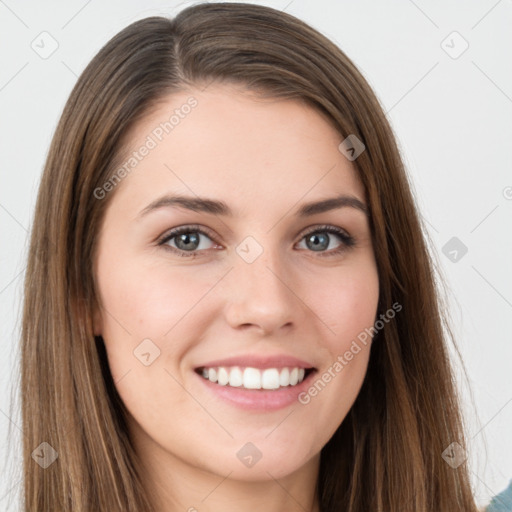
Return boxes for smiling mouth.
[194,366,316,391]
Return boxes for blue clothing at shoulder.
[486,480,512,512]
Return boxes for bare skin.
[93,83,379,512]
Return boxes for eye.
[158,225,218,257]
[157,224,355,258]
[296,225,355,256]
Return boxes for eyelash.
[157,224,356,258]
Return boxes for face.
[93,83,379,485]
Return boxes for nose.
[222,247,301,336]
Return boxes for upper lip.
[195,354,316,370]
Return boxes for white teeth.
[198,366,309,390]
[229,367,243,387]
[261,369,280,390]
[243,367,261,389]
[217,367,229,386]
[279,367,290,386]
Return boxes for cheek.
[309,259,379,352]
[300,263,378,424]
[96,251,215,339]
[95,253,215,414]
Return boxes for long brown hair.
[12,2,479,510]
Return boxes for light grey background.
[1,0,511,509]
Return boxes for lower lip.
[194,370,317,411]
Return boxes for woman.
[16,2,479,511]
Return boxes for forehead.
[110,84,365,217]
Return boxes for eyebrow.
[138,193,368,219]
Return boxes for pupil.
[308,233,328,251]
[177,232,199,250]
